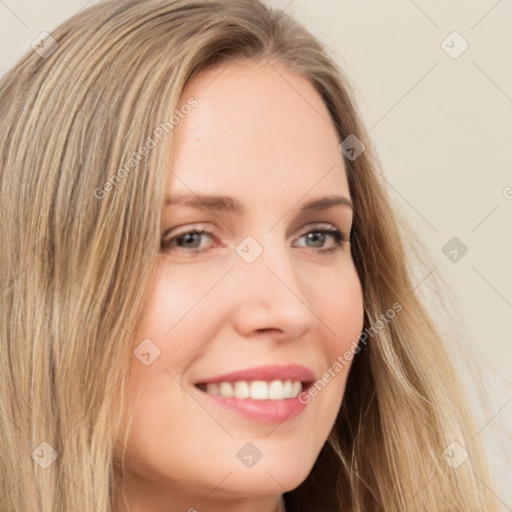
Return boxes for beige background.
[1,0,511,505]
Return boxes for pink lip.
[198,393,310,423]
[194,364,316,385]
[193,364,316,423]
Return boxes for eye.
[294,224,350,254]
[161,224,350,255]
[161,226,214,254]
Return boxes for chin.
[218,451,314,495]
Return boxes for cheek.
[313,264,364,398]
[317,262,364,349]
[130,263,217,363]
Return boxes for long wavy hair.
[0,1,499,510]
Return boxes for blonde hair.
[0,1,499,510]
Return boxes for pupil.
[308,232,324,247]
[181,233,199,247]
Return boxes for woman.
[0,1,499,511]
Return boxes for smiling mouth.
[195,379,313,401]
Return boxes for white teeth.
[234,381,250,399]
[219,382,233,398]
[291,380,302,398]
[201,379,304,400]
[268,380,284,399]
[250,380,268,400]
[283,379,293,398]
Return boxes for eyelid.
[297,221,348,236]
[162,221,349,243]
[161,221,351,256]
[163,222,211,238]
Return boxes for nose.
[231,237,320,340]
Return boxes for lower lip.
[195,387,310,423]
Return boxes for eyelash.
[161,225,350,255]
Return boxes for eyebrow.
[164,193,354,213]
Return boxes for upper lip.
[194,364,316,385]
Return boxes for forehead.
[167,59,349,201]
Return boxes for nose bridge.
[232,232,317,335]
[235,233,299,294]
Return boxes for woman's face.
[116,59,364,512]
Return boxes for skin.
[114,58,364,512]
